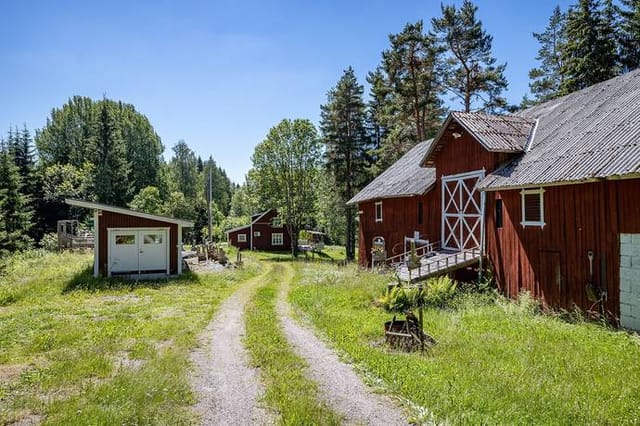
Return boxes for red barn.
[347,140,437,267]
[226,209,291,251]
[66,199,194,278]
[353,69,640,329]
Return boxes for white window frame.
[237,233,247,242]
[375,201,383,223]
[520,188,545,228]
[272,232,284,246]
[272,217,283,228]
[253,231,261,237]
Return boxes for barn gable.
[226,209,291,251]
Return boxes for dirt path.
[190,266,275,425]
[276,263,409,426]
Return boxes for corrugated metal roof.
[480,69,640,190]
[452,111,535,152]
[347,139,436,205]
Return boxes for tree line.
[0,96,234,256]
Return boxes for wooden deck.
[394,248,481,282]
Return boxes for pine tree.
[371,21,444,170]
[320,67,372,261]
[529,6,567,103]
[170,140,199,200]
[0,150,33,255]
[431,0,508,112]
[93,101,131,206]
[619,0,640,71]
[560,0,619,94]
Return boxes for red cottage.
[347,140,438,267]
[226,209,291,251]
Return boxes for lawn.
[289,262,640,425]
[0,250,260,425]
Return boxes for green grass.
[244,262,342,425]
[289,262,640,425]
[0,250,261,425]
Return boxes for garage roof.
[65,199,195,227]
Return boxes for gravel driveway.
[190,269,275,425]
[276,265,409,426]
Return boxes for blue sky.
[1,0,573,184]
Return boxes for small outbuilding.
[66,199,194,278]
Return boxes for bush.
[379,275,458,312]
[40,232,59,251]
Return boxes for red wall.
[98,211,179,275]
[227,210,292,251]
[486,179,640,317]
[357,194,439,266]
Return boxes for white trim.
[375,201,383,222]
[238,233,247,243]
[177,225,183,275]
[272,232,284,246]
[520,188,546,228]
[93,210,99,277]
[65,199,194,227]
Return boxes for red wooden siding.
[358,194,439,266]
[227,210,292,251]
[486,179,640,317]
[98,211,179,275]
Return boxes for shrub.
[40,232,59,251]
[379,275,458,312]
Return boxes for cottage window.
[272,233,284,246]
[520,188,545,228]
[375,201,383,223]
[272,217,283,228]
[237,233,247,242]
[254,231,261,237]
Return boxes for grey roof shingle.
[451,111,535,152]
[347,140,436,205]
[480,69,640,190]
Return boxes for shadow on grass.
[62,266,201,293]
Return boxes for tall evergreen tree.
[529,6,567,103]
[0,150,33,255]
[170,140,199,200]
[560,0,619,94]
[619,0,640,71]
[371,21,444,170]
[431,0,508,112]
[93,101,131,206]
[320,67,372,261]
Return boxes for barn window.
[418,201,423,225]
[272,233,283,246]
[375,201,383,223]
[495,199,503,229]
[272,217,283,227]
[520,188,545,228]
[238,234,247,242]
[254,231,261,237]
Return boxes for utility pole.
[208,159,212,242]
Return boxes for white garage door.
[109,229,169,275]
[620,233,640,330]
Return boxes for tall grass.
[0,250,260,425]
[289,262,640,425]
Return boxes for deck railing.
[396,247,482,282]
[384,240,441,266]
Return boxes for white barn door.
[441,170,485,251]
